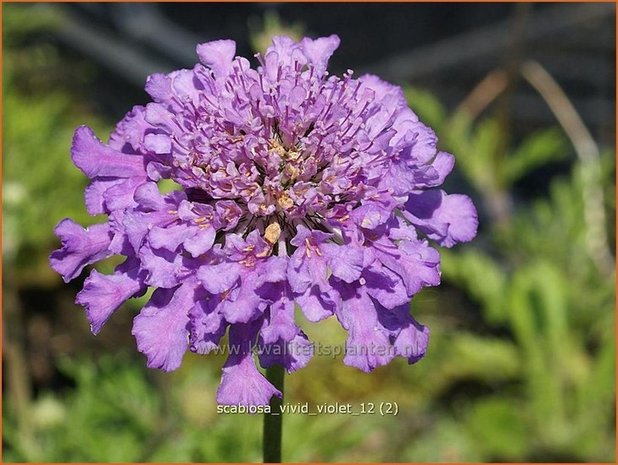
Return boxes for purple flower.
[50,35,477,406]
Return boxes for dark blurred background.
[3,2,616,462]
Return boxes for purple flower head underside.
[50,35,478,406]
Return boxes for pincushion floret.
[50,35,478,406]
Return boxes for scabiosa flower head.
[50,35,477,406]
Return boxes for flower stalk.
[263,364,285,463]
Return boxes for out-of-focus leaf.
[507,261,571,446]
[463,396,528,460]
[3,7,109,281]
[249,10,305,55]
[405,86,447,131]
[403,419,483,462]
[504,128,567,184]
[441,248,507,323]
[436,332,521,387]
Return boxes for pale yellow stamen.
[286,150,301,161]
[264,222,281,245]
[284,165,300,181]
[305,238,312,258]
[277,193,294,210]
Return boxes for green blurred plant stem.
[263,364,284,463]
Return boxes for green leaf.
[505,128,567,184]
[404,86,447,130]
[464,397,528,460]
[441,248,507,324]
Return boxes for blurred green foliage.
[3,6,109,281]
[3,5,615,462]
[249,11,305,55]
[408,87,615,461]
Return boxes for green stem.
[263,364,285,463]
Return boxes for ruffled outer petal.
[71,126,146,179]
[404,189,478,247]
[197,262,241,294]
[300,35,340,74]
[49,219,112,282]
[108,105,151,153]
[335,283,394,372]
[207,249,288,324]
[294,286,336,322]
[217,283,264,324]
[217,320,281,406]
[145,73,174,103]
[196,39,236,79]
[140,246,186,288]
[259,287,297,344]
[371,233,441,297]
[132,280,198,371]
[362,263,410,309]
[84,178,123,215]
[287,225,363,293]
[148,224,195,252]
[358,74,409,109]
[188,291,227,354]
[184,227,216,257]
[258,331,313,373]
[76,258,145,334]
[321,242,364,283]
[377,304,430,364]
